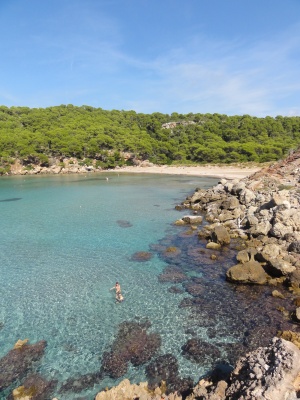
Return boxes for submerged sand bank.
[115,164,261,180]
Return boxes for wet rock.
[226,260,269,285]
[0,340,47,391]
[130,251,153,262]
[181,338,221,364]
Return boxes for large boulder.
[182,215,203,225]
[266,258,296,277]
[220,196,240,210]
[225,337,300,400]
[210,225,231,246]
[249,221,272,237]
[226,260,269,285]
[239,188,256,205]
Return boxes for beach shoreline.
[114,164,261,180]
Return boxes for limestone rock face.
[225,337,300,400]
[226,260,269,284]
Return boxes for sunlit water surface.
[0,173,222,399]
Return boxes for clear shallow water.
[0,173,220,399]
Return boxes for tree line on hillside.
[0,104,300,173]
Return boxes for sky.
[0,0,299,117]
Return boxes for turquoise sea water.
[0,173,220,399]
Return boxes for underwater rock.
[226,260,269,284]
[158,266,188,283]
[116,220,133,228]
[8,373,57,400]
[145,354,179,389]
[0,340,46,391]
[181,338,221,364]
[146,354,193,396]
[182,282,205,297]
[130,251,153,262]
[59,371,103,393]
[168,286,184,294]
[101,320,161,379]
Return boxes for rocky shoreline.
[2,151,300,399]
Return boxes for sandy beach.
[115,164,261,180]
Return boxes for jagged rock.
[288,241,300,253]
[220,197,240,210]
[225,337,300,400]
[259,243,281,262]
[236,250,250,263]
[287,270,300,290]
[226,260,269,285]
[271,221,293,238]
[266,258,296,276]
[249,221,272,236]
[239,188,256,205]
[210,225,231,245]
[231,181,246,195]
